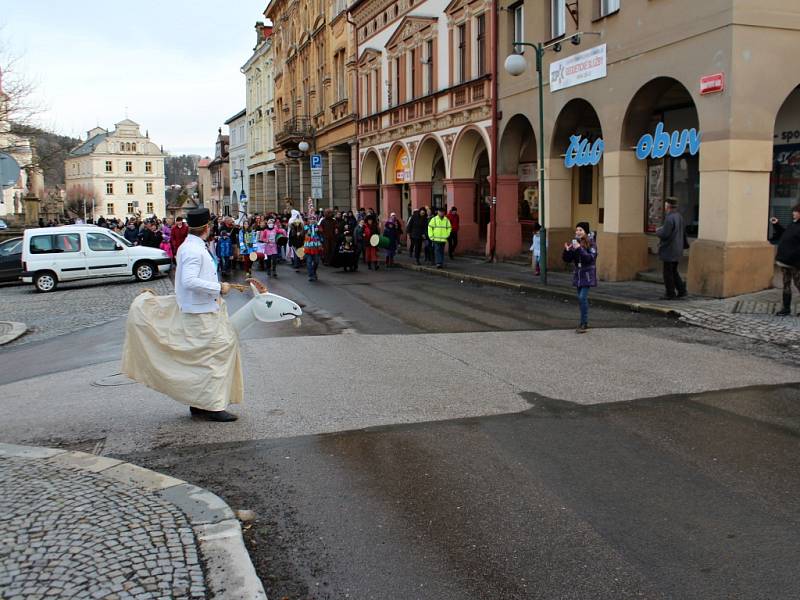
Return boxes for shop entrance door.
[572,164,598,232]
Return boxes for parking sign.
[310,154,322,169]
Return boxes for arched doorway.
[621,78,700,251]
[412,136,448,218]
[498,114,538,256]
[451,127,490,250]
[770,85,800,238]
[551,99,604,242]
[383,142,410,219]
[359,149,383,214]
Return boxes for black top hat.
[187,208,211,228]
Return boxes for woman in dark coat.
[562,221,597,334]
[319,209,338,266]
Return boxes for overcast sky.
[3,0,266,156]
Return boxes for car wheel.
[34,271,57,293]
[134,261,155,282]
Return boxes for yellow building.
[265,0,358,210]
[495,0,800,297]
[65,119,166,220]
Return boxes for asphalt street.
[2,261,800,599]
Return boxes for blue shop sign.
[565,135,604,168]
[635,122,701,160]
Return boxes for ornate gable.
[385,16,438,52]
[358,48,382,66]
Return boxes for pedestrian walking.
[260,218,286,278]
[216,230,233,275]
[770,204,800,316]
[288,218,305,271]
[304,214,323,282]
[530,222,542,276]
[407,209,426,265]
[355,218,367,265]
[447,206,460,259]
[656,197,688,300]
[427,206,452,268]
[562,222,597,333]
[170,216,189,258]
[384,213,400,268]
[364,215,380,270]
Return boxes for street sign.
[700,72,724,95]
[286,149,303,159]
[239,192,248,204]
[0,153,21,190]
[311,186,323,199]
[310,154,322,169]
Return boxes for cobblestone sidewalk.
[0,444,266,600]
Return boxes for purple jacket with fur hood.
[562,241,598,288]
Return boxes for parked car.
[0,219,8,230]
[0,237,22,282]
[21,225,171,292]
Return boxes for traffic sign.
[286,149,303,159]
[311,186,323,200]
[310,154,322,169]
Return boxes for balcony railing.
[358,76,490,137]
[275,116,313,143]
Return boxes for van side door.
[86,231,130,276]
[29,233,87,280]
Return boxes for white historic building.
[0,82,37,218]
[225,108,248,216]
[64,119,166,220]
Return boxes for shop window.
[578,166,593,204]
[668,154,699,236]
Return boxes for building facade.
[206,129,230,216]
[494,0,800,297]
[64,119,166,220]
[266,0,358,211]
[225,108,249,216]
[351,0,494,252]
[243,22,277,215]
[0,77,41,219]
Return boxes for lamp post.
[505,33,597,285]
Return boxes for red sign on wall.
[700,73,725,95]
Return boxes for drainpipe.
[346,8,360,211]
[488,0,499,261]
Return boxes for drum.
[296,247,306,259]
[276,234,288,247]
[370,234,390,249]
[249,251,265,262]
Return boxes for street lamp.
[297,140,310,153]
[505,32,599,285]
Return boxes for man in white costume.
[122,207,242,422]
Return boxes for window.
[146,182,153,194]
[106,182,114,195]
[127,202,135,214]
[105,161,112,172]
[87,232,119,251]
[552,0,566,39]
[131,143,137,152]
[145,161,152,173]
[457,24,467,83]
[126,182,134,194]
[106,203,114,215]
[394,57,401,105]
[30,234,81,254]
[125,161,133,173]
[425,39,434,94]
[600,0,619,17]
[476,14,486,77]
[511,3,524,53]
[409,47,417,100]
[146,202,154,213]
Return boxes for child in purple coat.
[562,221,597,333]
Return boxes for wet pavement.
[123,383,800,600]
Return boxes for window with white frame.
[106,183,114,195]
[146,182,153,194]
[600,0,619,17]
[551,0,566,38]
[511,3,524,54]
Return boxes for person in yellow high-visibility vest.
[427,206,452,268]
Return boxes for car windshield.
[0,239,21,255]
[108,231,133,247]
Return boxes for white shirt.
[175,234,221,313]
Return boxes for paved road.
[2,261,800,599]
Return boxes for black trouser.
[781,266,800,309]
[662,261,686,297]
[266,254,278,275]
[448,232,458,259]
[410,237,423,261]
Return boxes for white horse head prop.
[229,283,303,334]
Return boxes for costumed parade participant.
[122,208,242,422]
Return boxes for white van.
[21,225,171,292]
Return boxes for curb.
[0,442,267,600]
[395,261,679,318]
[0,321,27,345]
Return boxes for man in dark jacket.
[656,197,687,300]
[124,221,139,244]
[406,209,427,265]
[770,204,800,316]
